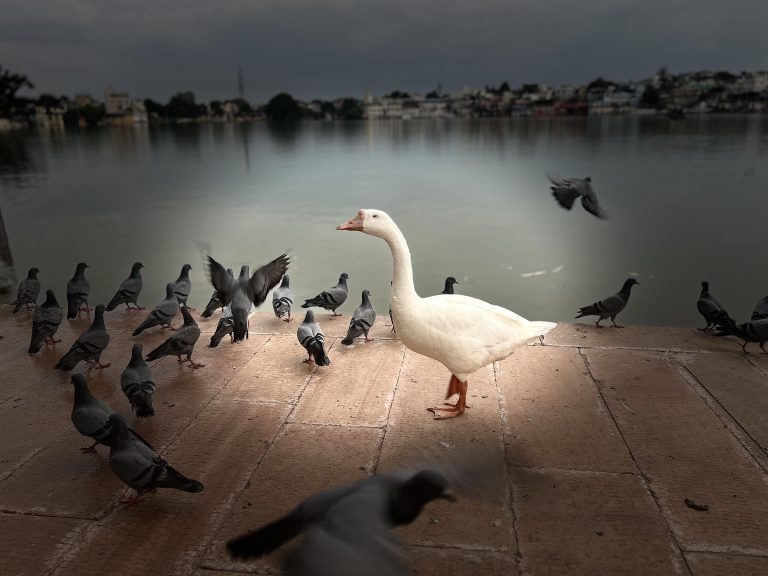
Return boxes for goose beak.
[337,213,364,231]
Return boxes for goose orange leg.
[428,375,469,420]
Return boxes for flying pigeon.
[12,267,41,313]
[547,175,608,219]
[302,273,349,316]
[715,318,768,354]
[55,304,110,370]
[201,268,234,318]
[106,262,144,311]
[132,283,180,335]
[751,294,768,321]
[70,373,155,453]
[231,271,253,341]
[441,277,458,295]
[341,290,376,345]
[28,289,64,354]
[227,469,455,574]
[108,413,204,502]
[297,310,330,365]
[121,343,156,417]
[209,306,234,348]
[575,278,639,327]
[173,263,193,308]
[697,281,734,331]
[66,262,91,319]
[145,306,204,368]
[272,274,293,322]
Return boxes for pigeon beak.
[440,490,457,503]
[337,213,364,231]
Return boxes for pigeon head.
[390,470,456,526]
[107,413,130,442]
[446,277,458,286]
[239,265,250,280]
[339,272,349,281]
[70,373,87,388]
[131,343,143,360]
[701,280,709,291]
[165,283,176,298]
[180,263,192,277]
[131,262,144,274]
[76,262,89,273]
[180,305,196,325]
[622,278,640,291]
[362,289,371,298]
[303,310,315,323]
[280,274,290,287]
[585,177,592,183]
[27,267,40,277]
[43,289,59,306]
[337,209,395,239]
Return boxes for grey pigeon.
[132,283,180,335]
[70,373,155,453]
[575,278,639,328]
[548,175,608,219]
[12,267,41,313]
[302,272,349,316]
[55,304,110,370]
[121,343,156,417]
[226,469,455,575]
[697,281,734,331]
[751,295,768,321]
[201,268,233,318]
[173,263,193,308]
[145,306,204,368]
[272,274,293,321]
[441,276,458,295]
[28,289,64,353]
[66,262,90,319]
[106,262,144,311]
[231,269,253,341]
[341,290,376,345]
[715,318,768,353]
[209,306,234,348]
[297,310,330,365]
[108,413,203,502]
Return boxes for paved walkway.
[1,306,768,576]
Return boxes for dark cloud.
[2,0,767,102]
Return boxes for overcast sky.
[2,0,767,104]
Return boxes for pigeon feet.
[181,357,204,369]
[45,337,62,345]
[119,493,145,506]
[80,442,99,454]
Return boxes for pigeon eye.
[373,214,378,218]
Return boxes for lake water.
[1,116,767,327]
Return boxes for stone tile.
[290,339,404,427]
[204,423,383,573]
[586,349,768,553]
[377,351,513,551]
[686,552,768,576]
[410,546,519,575]
[512,468,686,575]
[498,346,633,472]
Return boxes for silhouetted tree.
[36,93,61,109]
[386,90,410,99]
[264,93,303,123]
[338,98,364,120]
[144,98,166,120]
[166,92,206,119]
[640,85,660,108]
[0,65,34,114]
[231,98,254,117]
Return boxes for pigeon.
[106,262,144,311]
[12,267,41,312]
[341,290,376,345]
[226,469,455,575]
[108,413,204,502]
[209,306,234,348]
[302,273,349,316]
[751,295,768,321]
[297,310,330,365]
[231,270,253,342]
[66,262,90,319]
[441,276,458,295]
[272,274,293,321]
[121,343,156,417]
[547,175,608,219]
[132,283,180,335]
[28,289,64,354]
[173,263,193,307]
[201,268,234,318]
[715,318,768,354]
[575,278,639,328]
[145,306,204,368]
[70,373,155,453]
[55,304,110,370]
[697,281,734,331]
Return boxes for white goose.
[337,209,557,419]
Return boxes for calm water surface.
[1,116,767,327]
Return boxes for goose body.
[338,209,556,418]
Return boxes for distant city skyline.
[3,0,767,103]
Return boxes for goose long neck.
[384,226,418,302]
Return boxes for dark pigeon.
[173,263,193,307]
[209,306,234,348]
[341,290,376,345]
[751,294,768,321]
[697,281,734,331]
[201,268,233,318]
[231,268,253,342]
[121,343,156,417]
[272,274,293,322]
[715,318,768,354]
[106,262,144,311]
[66,262,90,319]
[145,306,204,368]
[441,277,458,295]
[28,290,64,354]
[301,273,349,316]
[297,310,330,365]
[55,304,110,370]
[132,283,180,335]
[547,175,608,219]
[575,278,639,328]
[12,267,41,313]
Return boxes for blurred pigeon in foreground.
[66,262,90,319]
[209,306,234,348]
[12,267,41,313]
[697,281,734,331]
[272,274,293,321]
[55,304,110,370]
[341,290,376,345]
[132,283,180,335]
[121,343,156,417]
[201,268,234,318]
[108,413,203,502]
[70,373,155,453]
[715,318,768,354]
[28,290,64,353]
[297,310,330,365]
[173,263,193,308]
[226,469,455,575]
[751,294,768,321]
[576,278,639,328]
[441,276,458,295]
[106,262,144,311]
[547,175,608,219]
[145,306,204,368]
[302,273,349,316]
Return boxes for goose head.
[337,209,396,239]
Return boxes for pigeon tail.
[575,304,599,318]
[227,513,304,559]
[341,322,365,345]
[232,309,248,342]
[201,296,221,318]
[308,339,331,366]
[12,301,25,313]
[128,388,155,417]
[159,464,204,493]
[28,334,45,354]
[54,355,79,371]
[210,319,233,348]
[145,340,173,362]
